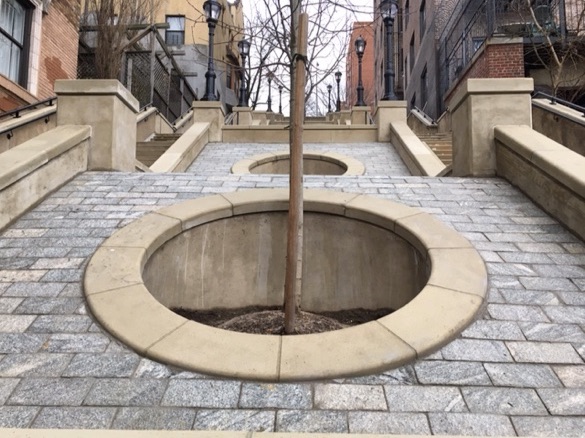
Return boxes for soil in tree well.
[171,306,394,335]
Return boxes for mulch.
[172,306,393,335]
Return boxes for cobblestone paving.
[186,142,412,176]
[0,142,584,435]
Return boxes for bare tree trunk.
[284,13,308,335]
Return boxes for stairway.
[136,133,182,167]
[417,132,453,166]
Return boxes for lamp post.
[237,39,250,107]
[266,73,273,113]
[327,84,332,112]
[278,85,283,114]
[380,0,398,100]
[335,71,342,112]
[355,35,366,106]
[202,0,223,101]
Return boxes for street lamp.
[237,38,250,107]
[380,0,398,100]
[335,71,342,112]
[327,84,332,112]
[278,85,283,114]
[266,72,273,113]
[202,0,223,101]
[355,35,366,106]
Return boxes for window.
[0,0,31,86]
[420,65,427,108]
[165,15,185,46]
[419,0,426,39]
[404,0,409,28]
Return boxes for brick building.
[346,22,375,110]
[373,0,585,119]
[0,0,80,111]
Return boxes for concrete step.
[418,132,453,166]
[136,133,182,167]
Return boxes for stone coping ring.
[231,151,366,176]
[84,189,488,382]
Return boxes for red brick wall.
[347,22,375,110]
[445,41,524,104]
[37,0,81,99]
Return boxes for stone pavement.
[0,142,583,435]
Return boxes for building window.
[420,65,427,108]
[165,15,185,46]
[0,0,32,86]
[419,0,426,39]
[404,0,409,28]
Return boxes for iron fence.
[437,0,577,113]
[78,26,197,123]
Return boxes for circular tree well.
[84,189,488,382]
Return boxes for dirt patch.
[172,306,393,335]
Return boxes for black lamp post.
[380,0,398,100]
[202,0,223,101]
[237,38,250,107]
[278,85,283,114]
[266,73,273,113]
[355,35,366,106]
[335,71,342,111]
[327,84,332,112]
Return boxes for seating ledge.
[494,125,585,196]
[0,125,91,191]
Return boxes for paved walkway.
[0,142,583,435]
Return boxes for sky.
[240,0,376,114]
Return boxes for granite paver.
[0,141,584,434]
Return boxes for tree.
[514,0,585,103]
[80,0,161,79]
[242,0,369,113]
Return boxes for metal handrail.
[532,91,585,117]
[412,106,437,125]
[0,96,56,119]
[224,112,236,126]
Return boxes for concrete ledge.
[495,124,585,241]
[54,79,139,113]
[532,98,585,157]
[84,189,487,382]
[150,122,210,173]
[0,125,90,231]
[0,105,57,153]
[231,150,366,176]
[389,121,446,176]
[450,78,534,113]
[222,125,377,143]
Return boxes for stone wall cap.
[54,80,139,113]
[450,78,534,112]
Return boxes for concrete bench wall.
[0,125,90,231]
[495,124,585,241]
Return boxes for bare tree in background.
[81,0,161,79]
[514,0,585,102]
[243,0,367,113]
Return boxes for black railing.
[0,96,56,120]
[78,25,197,123]
[533,91,585,117]
[437,0,576,114]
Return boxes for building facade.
[154,0,245,110]
[374,0,585,120]
[0,0,80,111]
[346,22,375,110]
